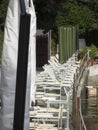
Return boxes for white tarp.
[88,64,98,76]
[88,65,98,87]
[0,0,36,130]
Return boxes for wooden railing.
[72,52,89,130]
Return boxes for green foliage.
[79,44,98,59]
[89,44,98,59]
[34,0,98,36]
[55,2,97,35]
[79,46,89,58]
[0,0,98,37]
[34,0,58,31]
[0,0,9,30]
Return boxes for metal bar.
[80,99,87,130]
[20,0,26,14]
[13,13,31,130]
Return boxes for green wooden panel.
[63,28,67,62]
[69,27,72,57]
[59,27,65,63]
[72,27,76,53]
[59,26,78,63]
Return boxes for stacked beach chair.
[30,54,80,130]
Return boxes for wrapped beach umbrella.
[0,0,36,130]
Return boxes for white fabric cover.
[88,64,98,76]
[0,0,36,130]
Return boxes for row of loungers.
[29,54,80,130]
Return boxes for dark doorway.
[36,34,49,67]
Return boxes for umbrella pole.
[13,1,31,130]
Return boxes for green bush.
[56,2,97,35]
[79,44,98,59]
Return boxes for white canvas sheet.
[88,64,98,76]
[0,0,36,130]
